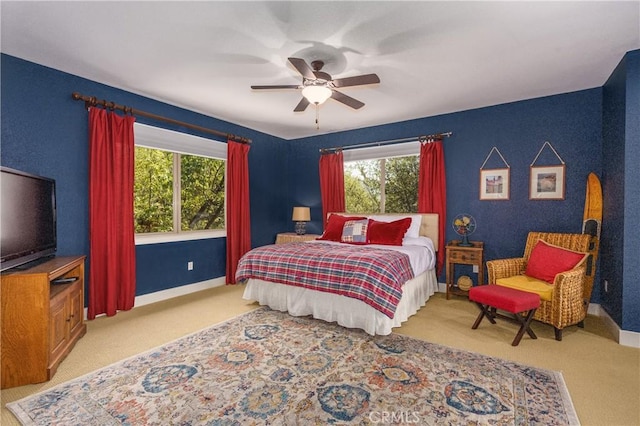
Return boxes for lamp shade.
[301,85,332,105]
[292,206,311,222]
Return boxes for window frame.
[133,123,227,245]
[342,141,421,162]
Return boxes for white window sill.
[135,230,226,245]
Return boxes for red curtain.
[319,151,345,228]
[226,140,251,284]
[418,140,447,274]
[88,108,136,319]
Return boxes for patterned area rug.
[8,308,579,425]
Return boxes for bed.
[239,213,439,335]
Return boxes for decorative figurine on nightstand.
[292,206,311,235]
[452,214,476,247]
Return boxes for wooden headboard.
[328,213,439,249]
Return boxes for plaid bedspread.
[236,242,414,318]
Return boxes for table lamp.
[292,207,311,235]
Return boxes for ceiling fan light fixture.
[302,85,332,105]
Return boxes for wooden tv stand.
[1,255,87,389]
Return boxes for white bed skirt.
[242,269,438,335]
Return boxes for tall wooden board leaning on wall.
[582,172,602,304]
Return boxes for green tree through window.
[134,147,173,233]
[181,155,225,231]
[344,155,418,214]
[134,146,225,234]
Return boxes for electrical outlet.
[188,261,194,271]
[604,279,608,293]
[473,265,479,273]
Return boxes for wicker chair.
[486,232,590,341]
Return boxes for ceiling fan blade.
[293,97,310,112]
[331,90,365,109]
[331,73,380,88]
[288,57,316,80]
[251,85,302,90]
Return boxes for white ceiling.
[2,1,639,140]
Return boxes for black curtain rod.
[71,92,251,144]
[319,132,452,153]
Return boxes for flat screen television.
[1,166,57,271]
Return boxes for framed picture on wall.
[530,165,565,200]
[479,168,510,200]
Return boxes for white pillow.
[402,236,434,251]
[367,214,422,239]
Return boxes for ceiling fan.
[251,57,380,112]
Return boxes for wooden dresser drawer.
[448,249,481,263]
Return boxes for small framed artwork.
[530,165,565,200]
[480,168,510,200]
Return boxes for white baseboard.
[90,279,640,348]
[134,277,226,308]
[589,303,640,348]
[619,329,640,348]
[85,277,226,319]
[438,283,639,348]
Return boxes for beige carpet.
[2,285,639,425]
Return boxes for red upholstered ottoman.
[469,285,541,346]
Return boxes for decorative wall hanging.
[479,147,510,200]
[529,141,565,200]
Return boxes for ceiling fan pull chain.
[315,104,320,130]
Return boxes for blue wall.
[1,54,287,298]
[623,52,640,333]
[2,50,638,333]
[601,54,627,326]
[136,239,226,294]
[602,50,640,332]
[287,90,602,282]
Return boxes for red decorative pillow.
[317,214,366,242]
[367,217,412,246]
[525,240,589,284]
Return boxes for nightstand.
[275,233,320,244]
[445,240,484,299]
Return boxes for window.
[134,147,173,233]
[133,123,226,243]
[343,142,420,214]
